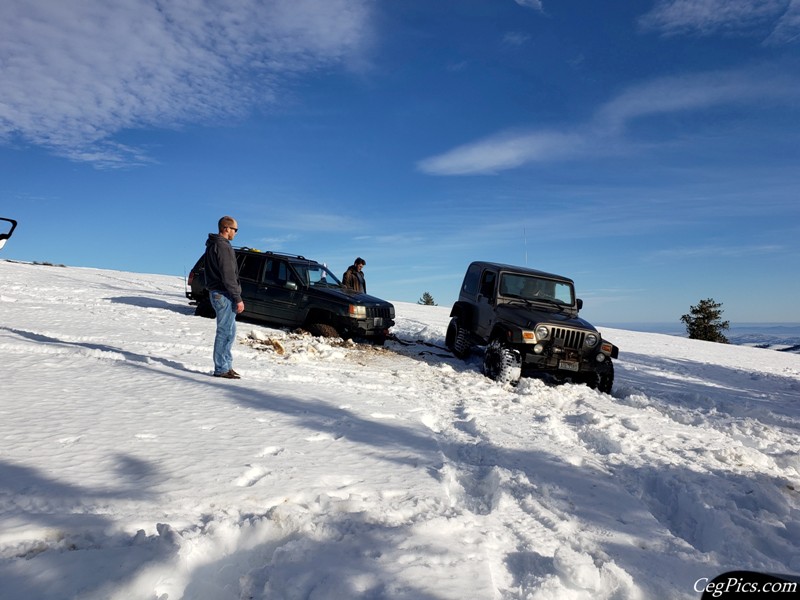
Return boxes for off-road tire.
[483,339,522,385]
[445,317,471,359]
[194,297,216,319]
[581,360,614,394]
[597,360,614,394]
[306,322,341,338]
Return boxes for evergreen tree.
[680,298,730,343]
[418,292,437,306]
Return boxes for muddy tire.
[306,322,341,338]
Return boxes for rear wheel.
[194,296,216,319]
[483,339,522,385]
[445,317,471,359]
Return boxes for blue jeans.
[210,291,237,374]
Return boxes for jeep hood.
[496,303,596,331]
[313,286,392,307]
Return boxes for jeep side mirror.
[577,298,583,310]
[285,281,297,291]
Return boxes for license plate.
[373,317,384,326]
[559,360,579,372]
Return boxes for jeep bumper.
[347,316,395,338]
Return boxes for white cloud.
[593,66,800,133]
[766,0,800,44]
[418,65,800,176]
[0,0,372,167]
[513,0,544,12]
[417,131,585,175]
[638,0,796,41]
[649,244,785,260]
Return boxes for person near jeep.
[205,216,245,379]
[342,257,366,293]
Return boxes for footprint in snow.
[235,464,269,487]
[304,432,343,442]
[256,446,284,457]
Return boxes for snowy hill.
[1,260,799,600]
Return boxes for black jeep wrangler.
[186,247,395,344]
[446,261,619,392]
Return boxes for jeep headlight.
[535,325,549,341]
[349,305,367,319]
[584,333,598,347]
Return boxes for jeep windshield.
[292,262,343,288]
[498,273,574,307]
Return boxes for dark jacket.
[204,234,242,303]
[342,265,366,294]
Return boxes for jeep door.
[256,257,302,325]
[475,268,497,340]
[237,253,268,319]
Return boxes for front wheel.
[483,339,522,385]
[306,322,340,338]
[582,360,614,394]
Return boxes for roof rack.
[237,247,307,260]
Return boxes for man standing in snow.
[204,216,245,379]
[342,257,366,294]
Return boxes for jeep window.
[263,258,297,285]
[238,255,265,282]
[293,263,341,288]
[479,270,497,299]
[461,264,482,297]
[499,273,574,305]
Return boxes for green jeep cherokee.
[187,247,395,344]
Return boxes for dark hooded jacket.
[204,234,242,303]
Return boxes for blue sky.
[1,0,798,325]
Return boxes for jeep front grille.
[551,327,586,350]
[366,306,393,320]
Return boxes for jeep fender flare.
[449,301,474,328]
[489,324,518,345]
[607,342,620,359]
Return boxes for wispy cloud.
[0,0,372,167]
[638,0,800,44]
[418,65,800,175]
[418,131,586,175]
[593,66,800,133]
[513,0,544,12]
[648,244,785,260]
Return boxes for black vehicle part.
[194,295,216,319]
[306,322,340,338]
[445,317,471,359]
[483,339,522,385]
[0,218,18,250]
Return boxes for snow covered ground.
[1,259,799,600]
